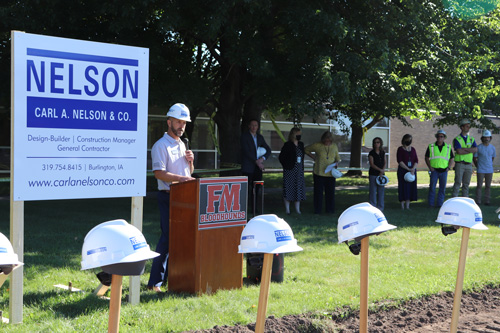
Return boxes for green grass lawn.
[0,173,499,332]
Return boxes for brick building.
[388,116,500,170]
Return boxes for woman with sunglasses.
[368,137,387,211]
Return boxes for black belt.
[456,161,471,165]
[160,190,170,193]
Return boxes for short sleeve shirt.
[305,142,341,177]
[474,144,496,173]
[151,133,191,190]
[368,150,385,176]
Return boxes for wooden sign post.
[0,274,7,289]
[450,227,470,333]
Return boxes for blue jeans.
[428,170,448,207]
[148,191,170,287]
[369,175,385,211]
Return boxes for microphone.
[181,137,190,150]
[182,137,194,174]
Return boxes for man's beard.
[173,127,184,137]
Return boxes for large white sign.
[12,32,149,201]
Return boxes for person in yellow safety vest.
[452,119,477,197]
[425,130,455,208]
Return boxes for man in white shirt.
[147,103,195,292]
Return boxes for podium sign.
[169,177,248,294]
[198,177,248,229]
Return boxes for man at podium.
[147,103,195,292]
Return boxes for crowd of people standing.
[147,109,496,293]
[239,118,496,216]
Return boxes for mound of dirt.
[187,285,500,332]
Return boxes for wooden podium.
[168,177,248,294]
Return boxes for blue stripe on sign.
[27,48,139,67]
[27,96,138,131]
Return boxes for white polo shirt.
[151,133,191,191]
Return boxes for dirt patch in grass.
[186,285,500,332]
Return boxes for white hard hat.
[482,129,492,137]
[376,175,389,186]
[436,197,488,230]
[166,103,191,122]
[0,232,23,275]
[459,119,471,126]
[435,129,447,139]
[257,147,267,159]
[331,168,343,178]
[81,219,159,276]
[337,202,396,244]
[404,172,415,182]
[238,214,303,254]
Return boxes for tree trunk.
[214,59,245,177]
[241,95,262,132]
[346,123,363,177]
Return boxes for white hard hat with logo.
[404,172,415,182]
[482,129,492,138]
[436,197,488,230]
[257,147,267,159]
[166,103,191,122]
[337,202,396,244]
[331,168,343,179]
[238,214,303,254]
[376,175,389,186]
[81,219,159,276]
[0,232,24,275]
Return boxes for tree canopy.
[1,0,500,171]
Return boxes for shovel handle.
[255,253,273,333]
[360,237,369,333]
[108,274,123,333]
[450,227,470,333]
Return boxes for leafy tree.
[3,0,500,174]
[155,0,346,171]
[430,8,500,130]
[319,1,500,175]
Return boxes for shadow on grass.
[23,290,110,316]
[21,286,200,319]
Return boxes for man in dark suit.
[241,119,271,215]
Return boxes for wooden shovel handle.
[108,274,123,333]
[255,253,273,333]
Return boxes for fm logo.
[206,184,241,213]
